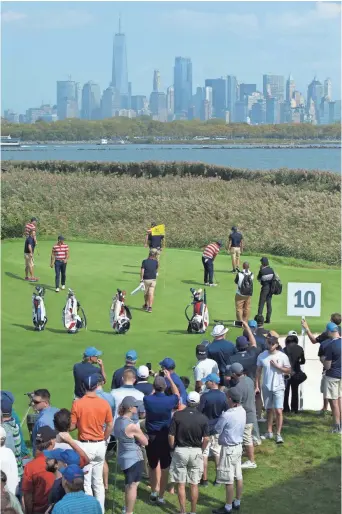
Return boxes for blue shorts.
[123,460,144,485]
[262,387,284,410]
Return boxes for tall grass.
[1,162,340,265]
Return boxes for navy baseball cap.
[326,322,339,332]
[248,320,257,329]
[35,426,57,443]
[216,240,223,247]
[44,449,80,466]
[159,357,176,369]
[60,464,84,482]
[84,347,102,358]
[196,345,208,360]
[126,350,137,362]
[236,336,249,350]
[83,373,102,391]
[58,235,65,241]
[31,217,37,222]
[260,257,269,265]
[201,373,220,384]
[0,391,14,414]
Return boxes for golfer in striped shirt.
[24,217,37,244]
[202,240,223,287]
[50,235,69,292]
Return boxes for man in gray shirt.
[226,362,258,470]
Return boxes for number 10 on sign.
[287,283,321,317]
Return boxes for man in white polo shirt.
[193,344,219,393]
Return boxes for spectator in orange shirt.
[70,373,113,514]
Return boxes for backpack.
[239,273,253,296]
[270,274,282,295]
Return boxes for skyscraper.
[56,80,79,120]
[263,75,285,102]
[166,86,174,116]
[239,83,257,101]
[101,86,120,118]
[153,70,161,92]
[286,74,295,102]
[324,78,332,100]
[307,77,323,122]
[174,57,192,117]
[226,76,238,122]
[81,81,101,120]
[204,78,226,118]
[111,17,129,107]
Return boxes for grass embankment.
[1,241,341,514]
[2,162,340,265]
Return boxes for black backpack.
[239,273,253,296]
[270,274,282,295]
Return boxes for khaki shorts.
[169,447,203,485]
[24,253,34,267]
[230,247,241,257]
[144,279,156,294]
[243,424,253,446]
[322,375,342,400]
[216,444,242,485]
[202,434,221,458]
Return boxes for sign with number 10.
[287,283,321,317]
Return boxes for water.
[1,144,340,172]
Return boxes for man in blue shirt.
[198,373,228,487]
[227,226,243,273]
[208,325,236,386]
[111,350,138,389]
[159,357,187,404]
[52,465,102,514]
[322,322,342,433]
[144,374,179,505]
[140,252,159,313]
[31,389,59,456]
[24,229,38,282]
[73,347,106,399]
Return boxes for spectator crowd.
[0,312,341,514]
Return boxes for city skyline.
[1,1,341,113]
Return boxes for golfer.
[50,236,69,293]
[24,229,38,282]
[202,240,223,287]
[140,250,158,313]
[227,226,243,272]
[145,222,164,259]
[24,217,38,244]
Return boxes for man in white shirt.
[255,335,291,444]
[234,262,254,323]
[213,389,246,514]
[111,368,145,423]
[0,426,19,495]
[193,344,219,393]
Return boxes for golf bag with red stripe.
[110,289,132,334]
[32,286,47,331]
[62,289,87,334]
[185,288,209,334]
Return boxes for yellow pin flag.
[151,224,165,236]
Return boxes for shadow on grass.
[181,280,205,286]
[123,265,140,268]
[91,329,116,335]
[159,329,188,335]
[12,323,35,331]
[123,271,140,275]
[45,327,68,334]
[5,272,55,291]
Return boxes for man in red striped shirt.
[202,241,223,287]
[24,217,38,244]
[50,236,69,292]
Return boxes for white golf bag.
[62,289,87,334]
[110,289,132,334]
[185,288,209,334]
[32,286,47,331]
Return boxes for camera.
[232,321,243,328]
[159,370,165,377]
[146,362,152,371]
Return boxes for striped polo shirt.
[52,243,69,261]
[203,242,220,260]
[24,222,36,237]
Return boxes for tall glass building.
[174,57,192,116]
[112,19,129,107]
[263,74,285,102]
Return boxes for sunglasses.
[32,399,44,405]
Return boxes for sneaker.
[241,460,257,469]
[55,288,60,292]
[331,425,342,434]
[261,432,273,440]
[25,277,29,281]
[209,283,218,287]
[147,307,152,313]
[253,436,262,446]
[276,434,284,444]
[28,277,39,282]
[157,498,165,505]
[265,320,271,324]
[149,492,158,504]
[204,282,210,286]
[61,285,65,290]
[142,304,147,309]
[230,269,236,273]
[233,500,241,510]
[200,478,209,487]
[258,415,267,423]
[212,506,232,514]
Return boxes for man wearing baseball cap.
[198,374,228,487]
[208,325,236,386]
[169,391,209,514]
[193,344,219,393]
[0,426,19,496]
[159,358,187,404]
[111,350,138,390]
[213,389,246,514]
[202,240,223,286]
[227,226,243,273]
[73,347,106,399]
[322,322,342,433]
[50,235,69,292]
[70,374,113,513]
[52,465,102,513]
[256,257,275,324]
[0,391,24,481]
[135,365,154,396]
[22,426,57,514]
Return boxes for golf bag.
[185,288,209,334]
[110,289,132,334]
[62,289,87,334]
[32,286,47,331]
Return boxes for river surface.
[1,144,340,172]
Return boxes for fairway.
[1,240,341,514]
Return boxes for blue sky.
[1,1,341,113]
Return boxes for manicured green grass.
[2,240,341,514]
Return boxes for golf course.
[1,239,341,514]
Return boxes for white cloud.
[264,1,341,32]
[1,10,27,23]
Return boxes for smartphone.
[233,321,243,328]
[146,362,152,371]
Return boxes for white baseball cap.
[211,324,229,337]
[0,426,7,439]
[187,391,200,404]
[288,330,298,336]
[137,365,149,379]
